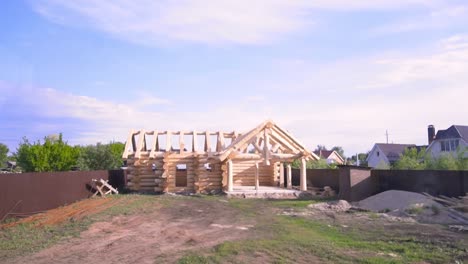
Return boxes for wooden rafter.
[121,120,317,161]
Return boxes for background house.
[313,150,344,165]
[366,143,417,168]
[426,125,468,158]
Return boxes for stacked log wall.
[163,155,196,192]
[126,154,164,192]
[232,160,275,186]
[194,158,223,193]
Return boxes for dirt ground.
[2,195,467,264]
[5,196,255,264]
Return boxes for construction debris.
[306,186,337,197]
[422,192,468,213]
[307,200,351,212]
[449,225,468,232]
[92,179,119,197]
[322,186,336,197]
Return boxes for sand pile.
[355,190,463,224]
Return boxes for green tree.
[393,147,426,170]
[15,134,80,172]
[425,153,458,170]
[347,152,369,166]
[331,146,345,159]
[0,143,8,167]
[77,142,124,170]
[314,145,327,152]
[291,159,337,169]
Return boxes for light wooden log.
[231,153,262,160]
[135,129,146,158]
[270,130,298,154]
[179,131,185,153]
[287,164,292,189]
[227,159,233,192]
[216,131,224,152]
[166,131,172,151]
[271,143,281,153]
[205,131,210,152]
[270,153,303,160]
[255,162,259,191]
[122,129,135,158]
[192,130,197,152]
[279,163,284,187]
[300,158,307,191]
[264,129,270,165]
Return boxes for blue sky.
[1,0,467,156]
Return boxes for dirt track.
[8,197,253,264]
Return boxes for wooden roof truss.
[122,120,318,164]
[122,130,239,159]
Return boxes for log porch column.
[255,162,259,191]
[286,164,292,189]
[300,158,307,191]
[279,163,284,188]
[227,159,233,192]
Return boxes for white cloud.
[2,34,468,156]
[33,0,314,45]
[372,3,468,34]
[33,0,445,45]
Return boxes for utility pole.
[385,130,389,144]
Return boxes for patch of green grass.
[430,204,440,215]
[405,206,424,215]
[177,254,214,264]
[268,199,316,208]
[180,212,465,264]
[100,194,162,217]
[369,212,380,219]
[0,217,92,260]
[226,199,262,217]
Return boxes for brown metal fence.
[0,170,125,220]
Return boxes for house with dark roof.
[426,125,468,158]
[366,143,417,168]
[313,150,344,165]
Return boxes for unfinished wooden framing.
[122,120,319,193]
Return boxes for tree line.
[0,134,125,172]
[392,147,467,170]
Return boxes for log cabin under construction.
[122,120,319,193]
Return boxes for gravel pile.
[355,190,438,213]
[354,190,461,224]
